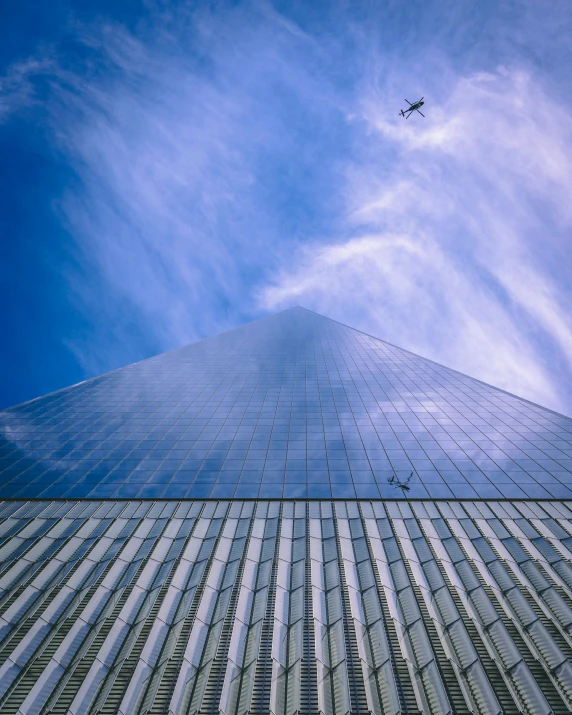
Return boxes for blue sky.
[1,0,572,415]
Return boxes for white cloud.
[0,58,51,122]
[34,13,332,374]
[0,5,346,378]
[262,68,572,414]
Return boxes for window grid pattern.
[1,307,571,502]
[0,498,571,714]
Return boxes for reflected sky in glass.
[0,307,571,500]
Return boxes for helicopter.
[400,98,425,119]
[388,472,413,492]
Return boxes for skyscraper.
[0,306,571,714]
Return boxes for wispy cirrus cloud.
[46,16,331,373]
[1,6,348,375]
[262,68,572,414]
[0,57,52,122]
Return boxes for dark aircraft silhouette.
[400,98,425,119]
[388,472,413,492]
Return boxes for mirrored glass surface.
[1,307,571,499]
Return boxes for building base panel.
[0,499,571,715]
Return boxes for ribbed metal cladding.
[0,499,572,715]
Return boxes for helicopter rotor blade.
[405,99,412,105]
[416,110,425,117]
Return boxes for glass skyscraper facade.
[0,307,571,714]
[1,307,571,501]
